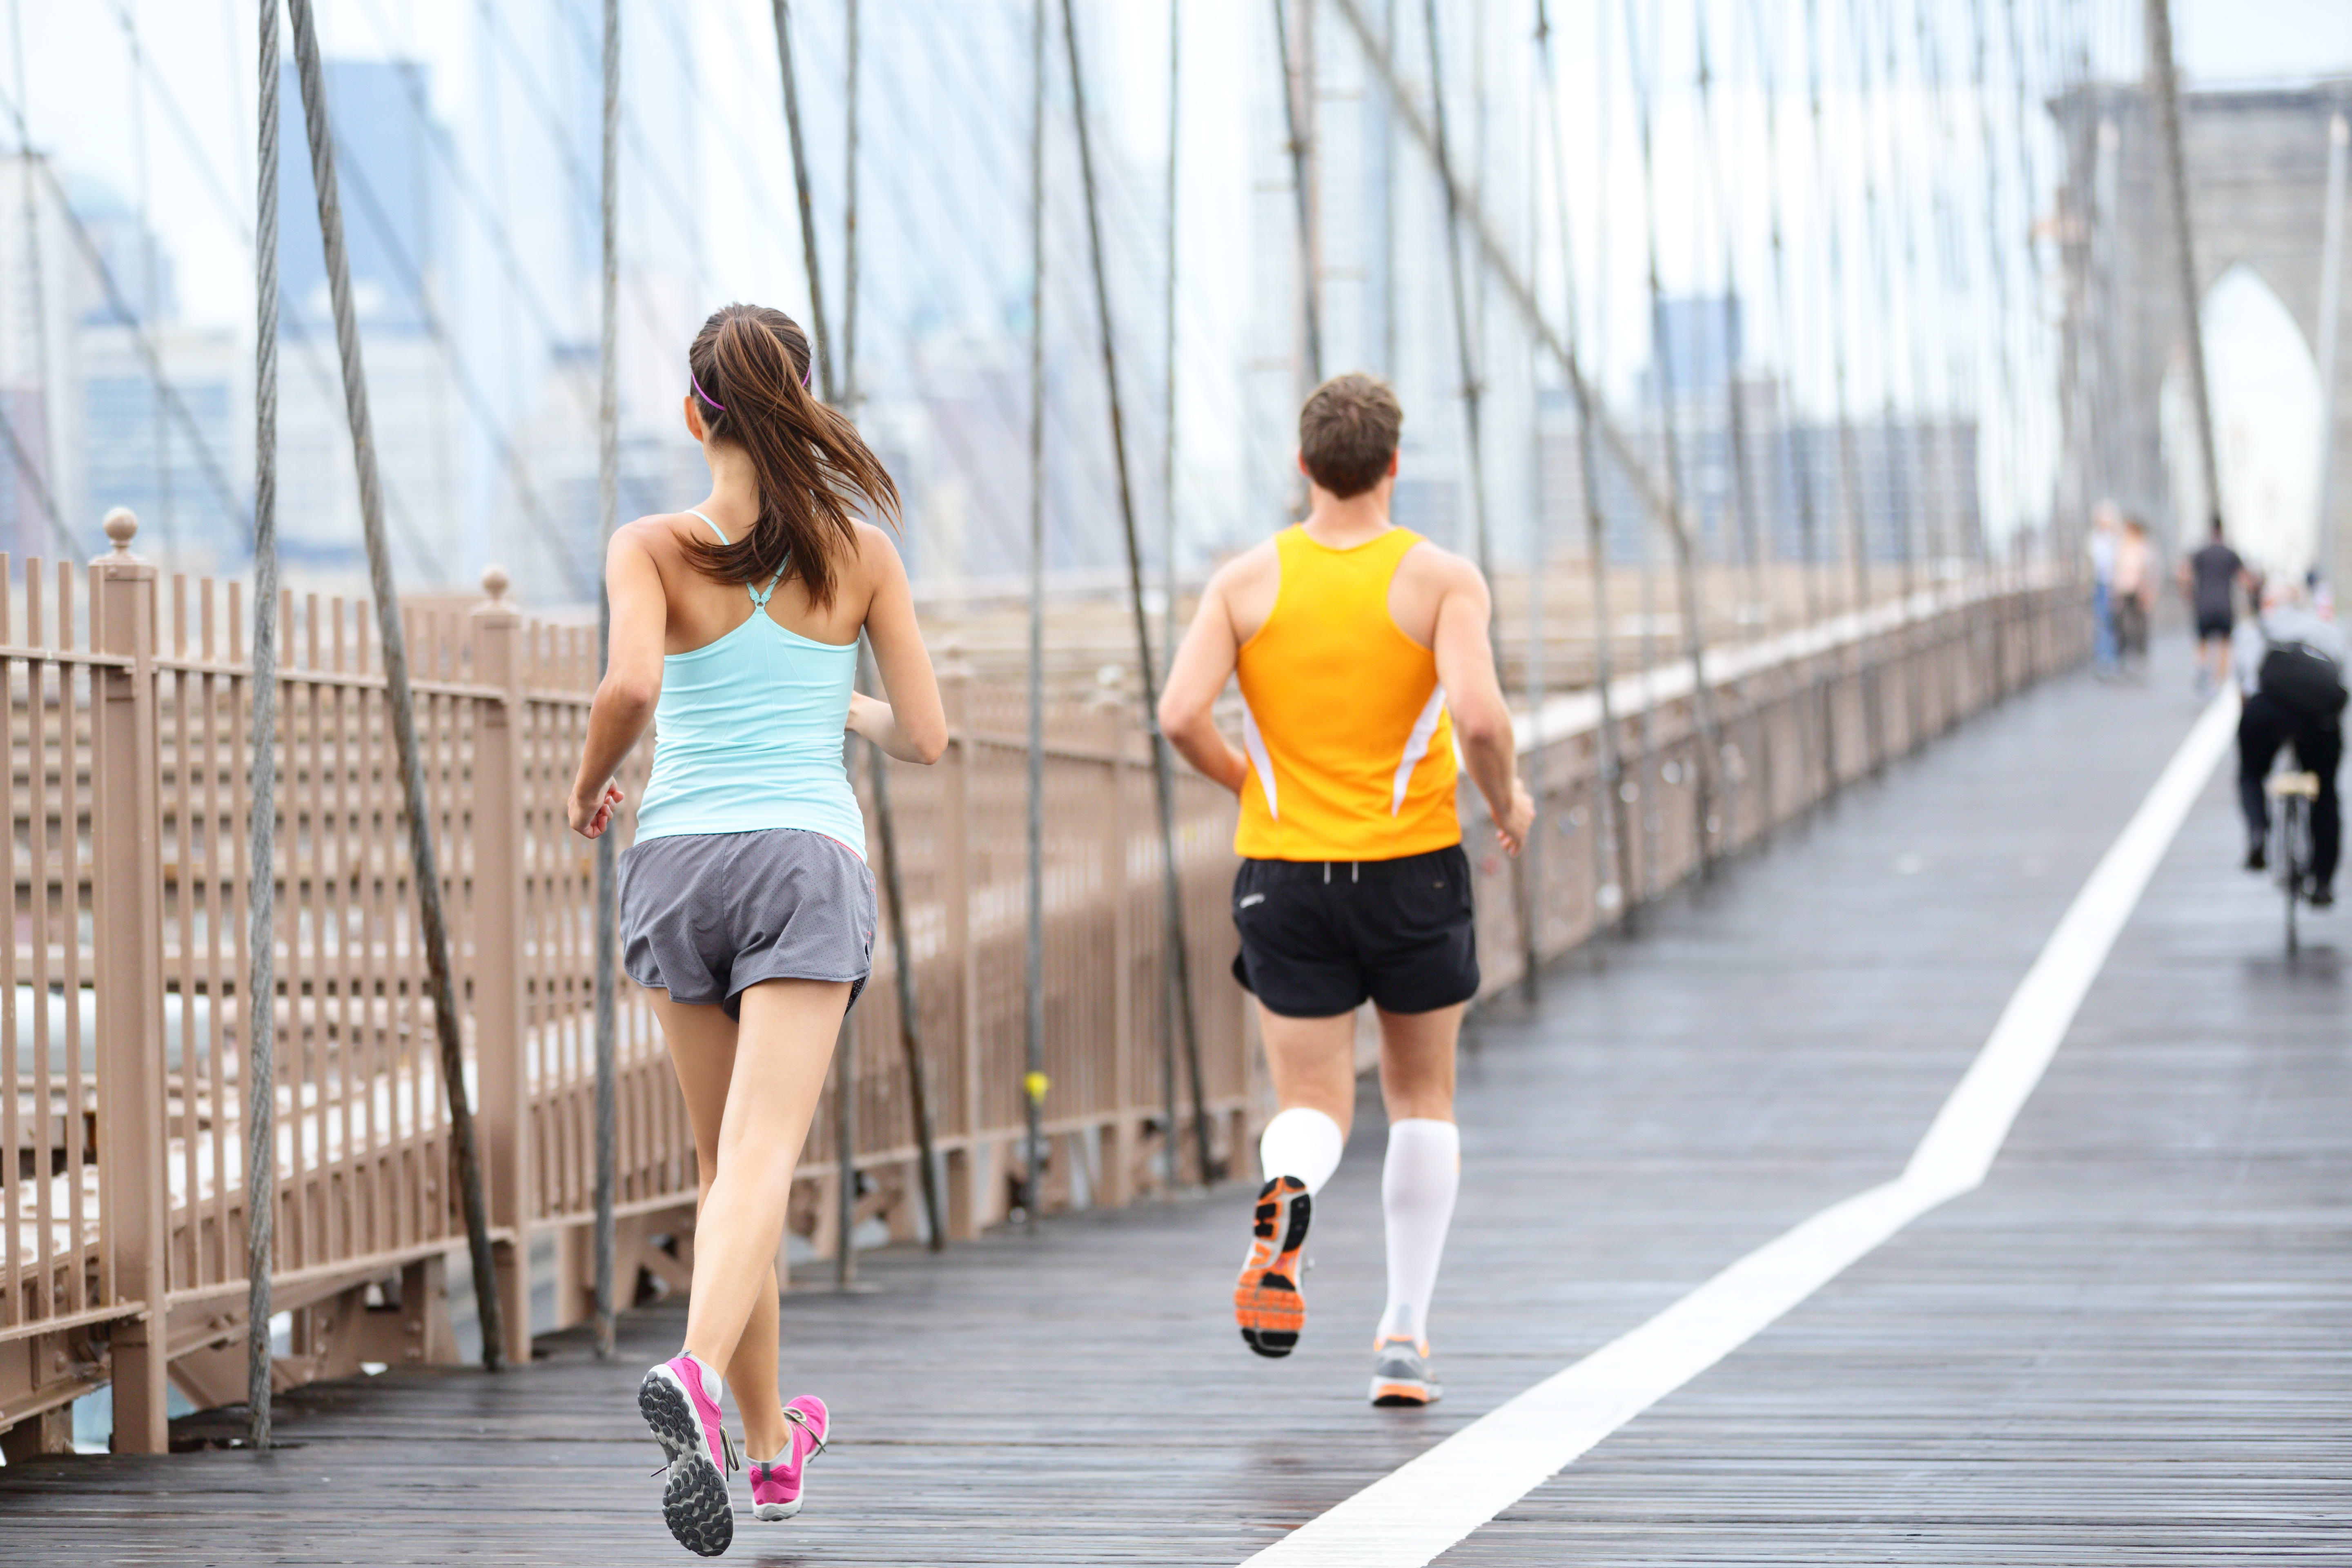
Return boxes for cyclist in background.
[2234,579,2346,907]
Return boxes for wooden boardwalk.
[4,640,2345,1564]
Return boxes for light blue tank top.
[631,510,866,858]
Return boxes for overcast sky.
[14,0,2352,554]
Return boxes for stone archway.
[2160,263,2325,577]
[2054,80,2351,588]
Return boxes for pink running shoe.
[638,1354,739,1557]
[746,1395,830,1522]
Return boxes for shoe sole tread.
[639,1371,735,1557]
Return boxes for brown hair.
[1298,372,1403,499]
[682,303,900,607]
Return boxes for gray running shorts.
[618,828,876,1018]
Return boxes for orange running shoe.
[1234,1175,1312,1358]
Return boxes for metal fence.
[0,519,2082,1455]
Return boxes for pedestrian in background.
[2110,515,2157,680]
[2089,504,2120,678]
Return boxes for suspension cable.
[1023,0,1047,1228]
[1060,0,1214,1187]
[1622,0,1727,870]
[1692,2,1770,636]
[1532,0,1634,931]
[285,0,506,1374]
[1273,0,1324,386]
[1424,0,1496,591]
[243,0,280,1454]
[590,0,619,1363]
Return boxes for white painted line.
[1243,691,2241,1568]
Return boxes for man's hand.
[569,781,624,840]
[1494,777,1535,855]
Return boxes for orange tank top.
[1233,525,1459,862]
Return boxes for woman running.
[567,302,944,1556]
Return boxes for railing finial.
[102,507,138,557]
[481,564,510,602]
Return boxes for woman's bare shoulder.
[848,519,909,584]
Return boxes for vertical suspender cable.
[834,0,861,1283]
[590,0,619,1362]
[1273,0,1324,389]
[778,0,858,1284]
[1519,6,1544,1000]
[1023,0,1048,1229]
[1424,0,1494,590]
[2315,108,2348,589]
[1534,0,1633,935]
[1159,0,1183,1190]
[1061,0,1214,1187]
[1601,0,1663,917]
[1806,0,1883,766]
[8,0,65,560]
[286,0,506,1372]
[799,2,944,1253]
[773,2,832,401]
[1377,0,1398,377]
[1969,0,2026,619]
[844,0,860,414]
[778,0,945,1255]
[245,0,282,1453]
[1693,12,1768,642]
[1744,0,1832,651]
[2005,0,2062,561]
[1749,0,1840,793]
[1623,0,1724,871]
[121,9,176,560]
[1852,0,1925,748]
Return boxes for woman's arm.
[845,525,946,765]
[568,529,668,837]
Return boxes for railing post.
[935,648,980,1240]
[468,568,532,1354]
[1093,670,1136,1204]
[91,509,168,1452]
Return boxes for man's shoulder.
[1392,533,1483,593]
[1209,536,1283,592]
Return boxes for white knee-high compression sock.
[1378,1118,1460,1345]
[1257,1107,1345,1196]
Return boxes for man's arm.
[1156,575,1251,795]
[1429,561,1535,855]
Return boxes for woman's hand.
[569,781,624,840]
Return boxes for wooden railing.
[0,516,2083,1457]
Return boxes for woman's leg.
[673,978,847,1438]
[652,991,793,1458]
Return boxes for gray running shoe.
[1369,1335,1441,1407]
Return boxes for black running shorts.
[1229,844,1480,1019]
[2196,610,2234,642]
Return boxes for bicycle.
[2266,767,2321,956]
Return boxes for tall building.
[274,58,461,586]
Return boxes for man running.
[2234,578,2346,907]
[2178,515,2253,696]
[1157,372,1532,1408]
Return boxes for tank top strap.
[685,508,786,608]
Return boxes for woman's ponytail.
[680,303,899,606]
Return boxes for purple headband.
[690,356,813,414]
